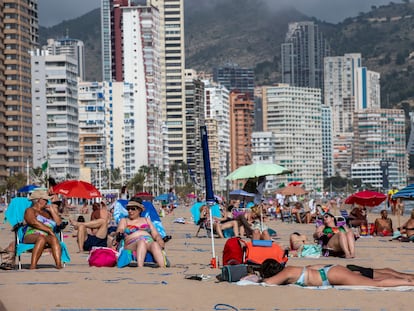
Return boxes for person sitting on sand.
[313,212,356,258]
[399,209,414,242]
[291,202,311,224]
[259,259,414,287]
[374,210,393,236]
[70,207,110,252]
[348,204,368,229]
[289,232,309,257]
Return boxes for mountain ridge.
[39,0,414,107]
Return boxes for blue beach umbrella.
[17,184,39,193]
[190,201,221,225]
[393,184,414,200]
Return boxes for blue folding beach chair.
[4,197,71,269]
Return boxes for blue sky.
[38,0,402,27]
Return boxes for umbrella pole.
[208,202,217,268]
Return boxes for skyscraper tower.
[2,0,39,178]
[102,0,185,173]
[281,21,330,90]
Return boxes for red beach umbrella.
[53,180,101,199]
[344,190,386,208]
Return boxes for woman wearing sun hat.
[115,198,165,267]
[23,189,63,269]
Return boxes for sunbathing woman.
[313,212,356,258]
[199,204,240,238]
[23,190,63,269]
[115,199,165,267]
[260,259,414,287]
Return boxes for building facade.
[2,0,39,178]
[31,50,79,180]
[353,109,408,188]
[229,91,254,172]
[281,21,330,91]
[262,84,323,190]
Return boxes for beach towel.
[236,280,414,291]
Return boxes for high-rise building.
[78,81,106,186]
[213,65,254,99]
[321,105,334,178]
[324,53,381,178]
[204,79,230,192]
[353,109,407,188]
[229,91,254,172]
[45,38,85,81]
[0,2,7,181]
[252,131,278,191]
[102,0,176,173]
[184,69,204,188]
[101,0,163,171]
[262,84,323,190]
[2,0,39,177]
[31,50,79,180]
[281,21,330,90]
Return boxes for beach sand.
[1,206,413,311]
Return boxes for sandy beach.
[1,205,414,311]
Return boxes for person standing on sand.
[374,210,393,236]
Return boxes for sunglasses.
[323,214,331,218]
[126,207,139,211]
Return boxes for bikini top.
[323,226,345,237]
[124,220,151,235]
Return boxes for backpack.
[220,264,248,282]
[222,237,245,265]
[244,241,288,265]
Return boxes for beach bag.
[244,241,288,265]
[220,264,248,282]
[222,237,245,265]
[88,247,117,267]
[300,244,322,258]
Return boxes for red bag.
[244,241,288,265]
[222,237,244,265]
[88,247,117,267]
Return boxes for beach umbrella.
[53,180,101,199]
[134,192,153,201]
[17,184,39,193]
[288,181,303,186]
[225,163,292,180]
[344,190,386,208]
[229,189,255,197]
[392,184,414,200]
[276,185,308,196]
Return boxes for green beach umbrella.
[226,163,293,180]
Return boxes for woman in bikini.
[116,199,165,267]
[23,190,63,269]
[313,212,356,258]
[260,259,414,287]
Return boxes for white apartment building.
[252,131,278,191]
[45,38,86,81]
[321,105,334,178]
[351,160,399,190]
[354,109,408,188]
[78,81,106,186]
[262,84,323,191]
[355,67,381,110]
[204,80,230,191]
[121,5,163,170]
[31,50,79,181]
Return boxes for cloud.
[38,0,101,27]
